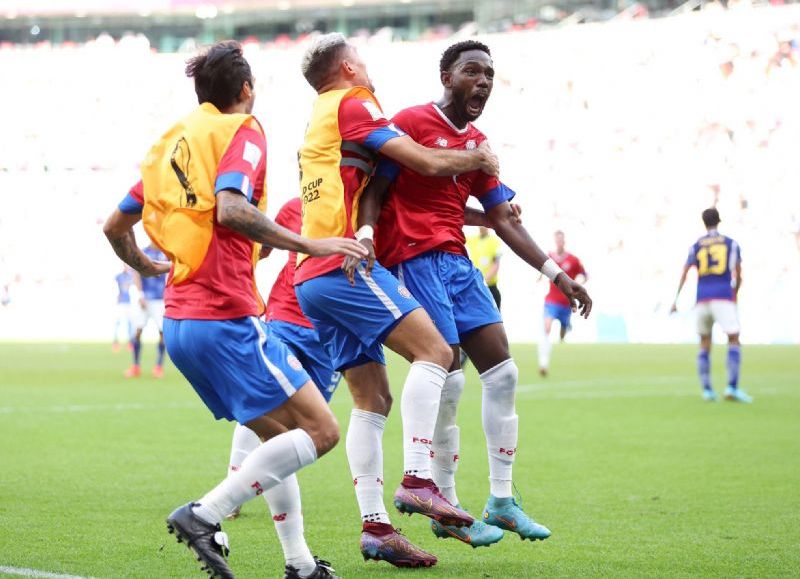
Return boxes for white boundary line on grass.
[0,401,198,414]
[0,566,95,579]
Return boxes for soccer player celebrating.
[671,208,752,403]
[538,230,587,377]
[295,33,499,567]
[347,40,592,547]
[225,197,342,578]
[125,233,168,378]
[103,41,366,579]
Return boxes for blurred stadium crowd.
[0,2,798,343]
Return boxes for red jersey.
[375,103,513,268]
[294,96,405,284]
[545,251,586,307]
[265,198,313,328]
[122,125,268,320]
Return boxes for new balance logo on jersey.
[435,137,448,148]
[499,447,516,456]
[251,481,264,495]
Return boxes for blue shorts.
[544,302,572,331]
[163,316,311,424]
[391,251,502,345]
[295,263,420,371]
[268,319,341,402]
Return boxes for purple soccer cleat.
[393,475,474,528]
[360,522,437,568]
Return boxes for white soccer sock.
[228,423,261,474]
[193,429,317,525]
[264,475,315,577]
[538,324,552,370]
[346,409,390,525]
[402,361,447,480]
[481,359,519,499]
[432,370,465,505]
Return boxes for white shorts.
[696,300,740,336]
[132,299,165,332]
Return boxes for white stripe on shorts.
[357,264,402,319]
[250,317,296,397]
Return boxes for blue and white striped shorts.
[295,262,420,371]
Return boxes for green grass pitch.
[1,343,798,578]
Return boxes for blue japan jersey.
[115,271,132,304]
[141,246,167,300]
[686,232,741,302]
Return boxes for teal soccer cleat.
[702,389,718,402]
[724,386,753,403]
[482,496,551,541]
[431,506,504,548]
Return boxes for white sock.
[432,370,465,505]
[264,475,315,577]
[228,423,261,474]
[481,359,519,499]
[401,361,447,480]
[346,409,390,525]
[193,429,317,525]
[538,324,552,369]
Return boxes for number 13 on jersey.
[697,243,728,276]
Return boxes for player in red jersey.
[539,230,588,376]
[104,41,365,579]
[224,198,343,578]
[346,40,592,547]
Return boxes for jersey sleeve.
[685,244,698,267]
[730,239,742,264]
[118,180,144,214]
[472,171,516,212]
[338,97,406,151]
[214,125,267,201]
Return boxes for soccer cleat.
[166,502,234,579]
[431,507,504,548]
[284,557,339,579]
[702,389,718,402]
[152,365,164,379]
[393,475,473,527]
[539,367,548,378]
[360,522,437,568]
[482,495,551,541]
[112,342,121,353]
[724,386,753,403]
[225,506,241,521]
[124,364,141,378]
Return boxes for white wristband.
[355,225,374,242]
[541,258,564,282]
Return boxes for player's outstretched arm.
[216,191,367,259]
[465,203,522,227]
[379,136,499,177]
[670,265,691,313]
[487,201,592,318]
[341,174,391,284]
[103,208,171,277]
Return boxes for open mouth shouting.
[466,93,488,117]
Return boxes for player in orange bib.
[294,33,500,568]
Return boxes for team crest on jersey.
[466,139,476,150]
[398,286,412,299]
[287,355,303,371]
[435,137,448,148]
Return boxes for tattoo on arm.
[217,192,308,253]
[108,229,152,273]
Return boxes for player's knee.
[422,338,453,370]
[310,416,340,457]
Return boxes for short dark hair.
[302,33,349,91]
[185,40,253,110]
[702,207,721,227]
[439,40,491,73]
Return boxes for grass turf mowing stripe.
[0,566,94,579]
